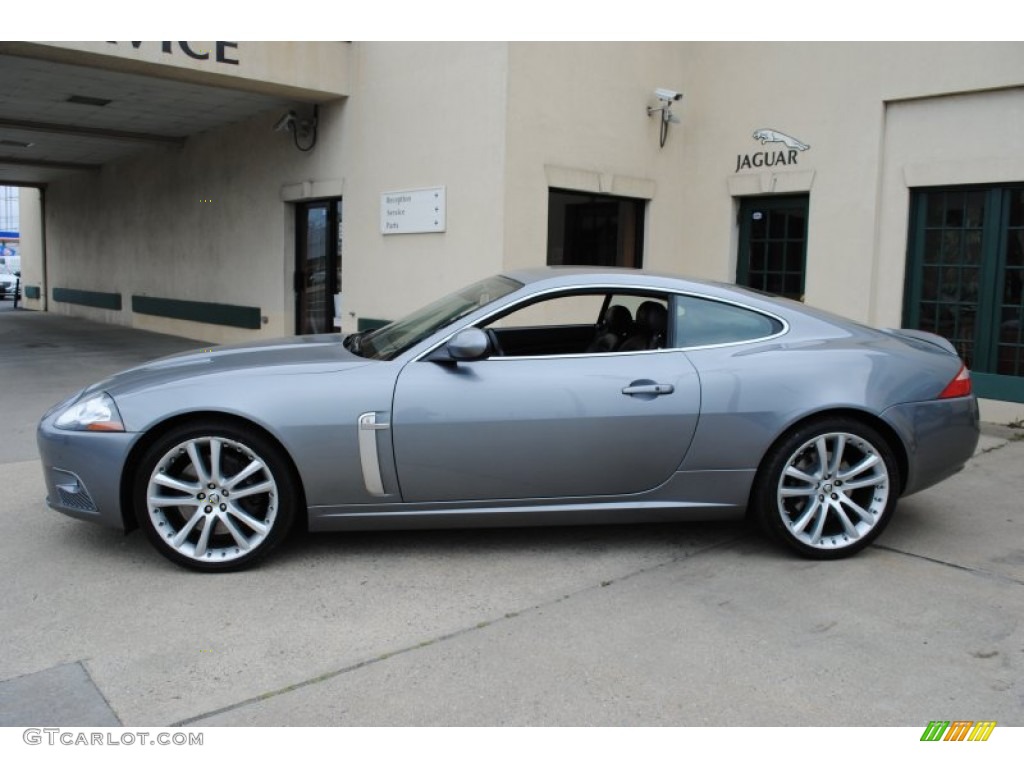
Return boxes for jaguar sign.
[735,128,811,173]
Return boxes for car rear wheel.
[134,421,297,572]
[754,418,899,559]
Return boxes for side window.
[674,295,782,347]
[482,291,668,357]
[489,293,605,330]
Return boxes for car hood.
[85,334,373,398]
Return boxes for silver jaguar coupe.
[37,268,979,571]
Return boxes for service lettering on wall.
[380,187,447,235]
[107,41,239,65]
[734,128,810,173]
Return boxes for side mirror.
[446,328,490,361]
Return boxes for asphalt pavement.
[0,304,1021,727]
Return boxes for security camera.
[273,111,297,132]
[655,88,683,102]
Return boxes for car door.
[390,291,701,503]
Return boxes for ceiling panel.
[0,53,298,185]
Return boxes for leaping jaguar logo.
[753,129,810,151]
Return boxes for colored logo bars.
[921,721,997,742]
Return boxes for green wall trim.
[23,285,40,300]
[132,296,262,330]
[52,287,122,310]
[972,372,1024,404]
[357,317,390,332]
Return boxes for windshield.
[348,275,523,360]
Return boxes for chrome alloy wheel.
[146,435,279,564]
[775,431,891,551]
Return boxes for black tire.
[753,417,900,559]
[134,420,298,572]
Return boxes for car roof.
[501,265,779,305]
[498,266,874,335]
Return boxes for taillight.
[938,364,972,399]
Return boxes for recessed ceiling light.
[67,95,112,107]
[0,139,34,148]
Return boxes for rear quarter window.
[674,295,783,347]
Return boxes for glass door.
[295,199,342,335]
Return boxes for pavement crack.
[171,531,750,726]
[874,544,1024,586]
[81,658,124,726]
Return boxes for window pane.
[547,189,644,269]
[751,210,767,239]
[965,230,982,264]
[925,194,944,228]
[1009,189,1024,228]
[921,266,939,301]
[492,293,605,329]
[675,295,782,347]
[944,192,965,227]
[940,231,962,265]
[965,191,986,228]
[923,231,942,265]
[787,210,807,239]
[749,242,766,272]
[1009,232,1024,268]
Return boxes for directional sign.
[380,186,446,234]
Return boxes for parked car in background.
[0,270,18,299]
[37,267,979,571]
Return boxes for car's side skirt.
[308,469,755,532]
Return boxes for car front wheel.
[134,421,297,572]
[754,418,899,559]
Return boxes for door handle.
[621,382,674,396]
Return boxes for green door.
[903,186,1024,403]
[737,195,809,302]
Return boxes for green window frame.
[903,185,1024,403]
[737,195,809,302]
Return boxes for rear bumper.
[882,395,980,496]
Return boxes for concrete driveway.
[1,308,1021,727]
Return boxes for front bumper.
[882,395,980,496]
[37,417,138,530]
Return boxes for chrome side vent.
[357,412,390,497]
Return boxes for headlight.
[54,392,125,432]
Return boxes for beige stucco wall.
[31,41,1024,415]
[40,42,510,343]
[502,42,687,273]
[333,42,509,327]
[666,42,1024,324]
[44,106,311,341]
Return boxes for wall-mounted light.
[646,88,682,148]
[274,105,319,152]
